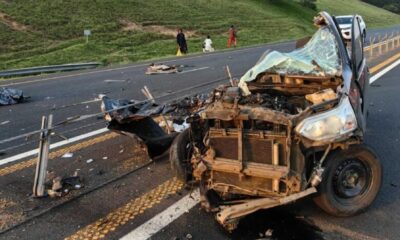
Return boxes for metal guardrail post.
[397,32,400,47]
[390,32,394,50]
[370,36,374,57]
[385,33,389,52]
[33,114,53,197]
[379,35,382,55]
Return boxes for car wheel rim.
[333,159,370,199]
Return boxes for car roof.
[336,15,353,19]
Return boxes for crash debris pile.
[47,173,83,198]
[101,12,382,232]
[145,63,179,75]
[0,87,28,106]
[100,94,208,157]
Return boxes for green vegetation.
[362,0,400,14]
[0,0,399,70]
[317,0,400,27]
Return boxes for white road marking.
[179,66,209,74]
[0,128,108,165]
[104,79,127,83]
[370,59,400,84]
[120,189,200,240]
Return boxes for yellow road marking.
[370,51,400,74]
[64,177,184,240]
[0,132,118,177]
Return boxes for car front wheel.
[169,129,193,182]
[313,144,382,216]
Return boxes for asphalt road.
[0,25,400,156]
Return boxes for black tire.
[363,30,367,44]
[313,144,382,217]
[169,129,193,182]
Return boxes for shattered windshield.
[336,17,352,25]
[239,26,341,84]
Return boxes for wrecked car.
[101,12,382,231]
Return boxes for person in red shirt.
[228,25,237,48]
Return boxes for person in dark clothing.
[176,29,188,54]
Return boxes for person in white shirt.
[203,35,214,53]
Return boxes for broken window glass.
[240,26,341,85]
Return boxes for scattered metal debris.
[0,87,29,106]
[48,176,84,198]
[86,159,94,164]
[62,153,74,158]
[145,63,179,75]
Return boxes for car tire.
[363,30,367,43]
[313,144,382,217]
[169,129,193,182]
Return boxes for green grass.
[0,0,399,70]
[317,0,400,28]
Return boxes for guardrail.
[0,62,101,78]
[365,32,400,57]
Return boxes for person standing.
[176,29,188,55]
[203,35,214,53]
[228,25,237,48]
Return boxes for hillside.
[0,0,399,71]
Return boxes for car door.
[349,15,369,131]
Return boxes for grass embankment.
[0,0,399,71]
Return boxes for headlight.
[296,96,357,142]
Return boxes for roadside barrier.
[365,32,400,57]
[0,62,100,78]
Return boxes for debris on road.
[0,87,28,106]
[100,93,207,157]
[86,159,94,164]
[48,176,84,198]
[185,233,192,239]
[145,63,179,75]
[62,153,74,158]
[265,229,273,237]
[51,177,63,192]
